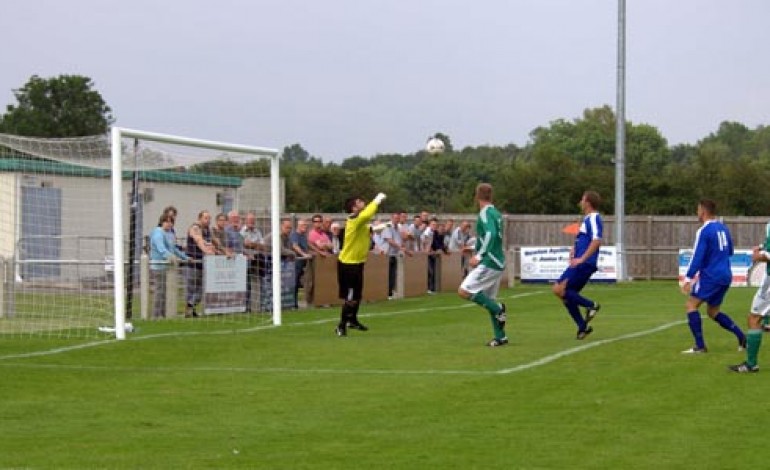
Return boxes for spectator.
[450,220,473,277]
[150,213,188,318]
[211,212,231,256]
[162,205,182,251]
[330,221,343,254]
[263,219,297,259]
[443,218,455,248]
[421,218,436,253]
[371,218,388,254]
[308,214,333,257]
[449,220,471,251]
[322,216,334,240]
[185,210,216,317]
[382,212,408,299]
[290,219,312,307]
[241,211,264,257]
[225,210,244,254]
[427,218,448,294]
[408,215,425,252]
[397,211,410,244]
[307,214,333,304]
[241,211,264,311]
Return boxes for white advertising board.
[677,249,753,287]
[519,246,618,283]
[203,255,249,314]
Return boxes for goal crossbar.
[110,127,282,339]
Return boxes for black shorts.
[337,261,365,301]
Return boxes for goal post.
[0,128,282,339]
[110,127,282,339]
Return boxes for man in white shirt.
[382,212,405,299]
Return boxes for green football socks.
[471,291,502,315]
[471,292,504,339]
[746,329,762,368]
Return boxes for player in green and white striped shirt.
[457,183,508,347]
[730,220,770,372]
[763,221,770,333]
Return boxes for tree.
[0,74,114,137]
[528,106,616,166]
[701,121,751,159]
[282,143,317,165]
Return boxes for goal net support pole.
[110,127,281,339]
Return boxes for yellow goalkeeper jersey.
[338,200,380,265]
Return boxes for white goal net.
[0,128,282,339]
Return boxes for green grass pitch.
[0,281,767,469]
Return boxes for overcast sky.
[2,0,768,162]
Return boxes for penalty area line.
[495,320,686,374]
[0,318,686,378]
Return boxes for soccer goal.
[0,128,282,339]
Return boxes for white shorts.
[460,264,504,298]
[750,274,770,316]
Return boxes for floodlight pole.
[615,0,628,281]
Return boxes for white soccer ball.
[425,137,445,155]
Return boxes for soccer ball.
[425,137,445,155]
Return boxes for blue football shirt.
[685,219,733,285]
[574,212,603,266]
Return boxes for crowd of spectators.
[147,206,476,317]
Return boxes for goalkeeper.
[334,192,387,336]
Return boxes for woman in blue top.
[150,213,188,318]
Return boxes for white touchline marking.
[0,291,544,361]
[0,340,114,361]
[496,320,685,374]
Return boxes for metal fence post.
[507,248,517,288]
[0,256,15,318]
[166,260,179,318]
[0,256,4,319]
[396,254,405,299]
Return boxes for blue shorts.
[691,279,729,306]
[558,263,598,292]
